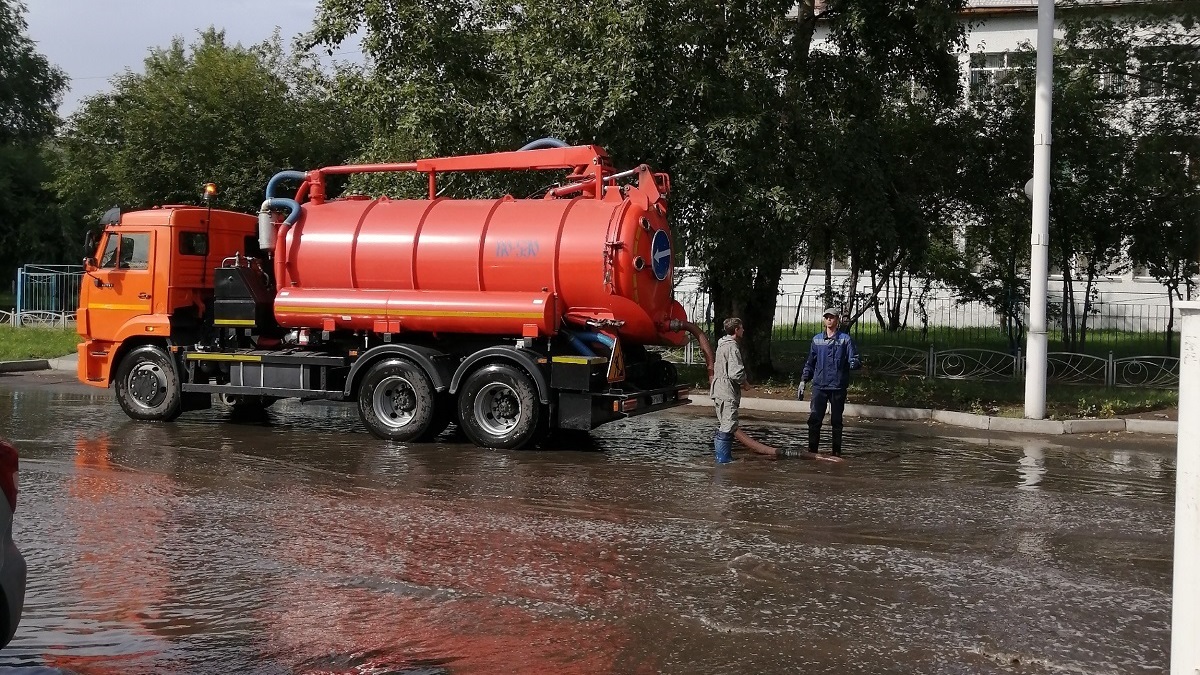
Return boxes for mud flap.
[182,392,212,412]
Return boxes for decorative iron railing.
[8,310,76,327]
[1111,356,1180,389]
[656,342,1178,389]
[933,348,1019,380]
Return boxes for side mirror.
[83,256,97,271]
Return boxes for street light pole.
[1175,302,1200,674]
[1025,0,1055,419]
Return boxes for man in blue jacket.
[799,308,861,456]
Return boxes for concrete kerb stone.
[47,354,78,372]
[844,403,931,420]
[0,360,50,373]
[1125,418,1179,435]
[1062,419,1127,434]
[978,415,1066,435]
[932,409,991,430]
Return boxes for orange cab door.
[87,230,157,341]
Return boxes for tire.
[456,363,542,450]
[357,358,440,442]
[647,358,678,388]
[114,345,183,422]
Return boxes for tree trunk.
[791,265,813,338]
[1080,268,1098,349]
[822,229,834,308]
[709,263,785,380]
[1166,282,1178,355]
[1060,254,1076,351]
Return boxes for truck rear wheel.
[114,345,183,422]
[457,364,541,450]
[357,358,440,442]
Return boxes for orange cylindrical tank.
[276,180,687,345]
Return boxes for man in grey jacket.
[710,317,748,464]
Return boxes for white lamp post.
[1173,304,1200,673]
[1025,0,1054,419]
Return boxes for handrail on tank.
[305,146,613,201]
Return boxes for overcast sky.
[25,0,360,117]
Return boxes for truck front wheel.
[114,345,183,422]
[457,364,541,450]
[357,359,440,442]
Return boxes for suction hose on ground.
[672,320,842,463]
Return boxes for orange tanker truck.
[75,141,699,449]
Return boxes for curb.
[0,360,50,373]
[1125,418,1178,434]
[685,394,1175,437]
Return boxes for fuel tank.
[275,171,688,346]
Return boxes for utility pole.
[1025,0,1054,419]
[1175,302,1200,673]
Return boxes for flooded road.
[0,375,1175,674]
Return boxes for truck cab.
[77,206,258,386]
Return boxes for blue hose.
[265,170,306,201]
[266,198,302,225]
[519,137,569,151]
[563,331,597,357]
[574,331,615,350]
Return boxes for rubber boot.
[832,428,843,457]
[807,426,821,454]
[714,431,734,464]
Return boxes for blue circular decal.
[650,229,672,281]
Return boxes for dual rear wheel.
[355,359,542,449]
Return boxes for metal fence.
[864,346,1179,388]
[677,287,1184,355]
[11,265,81,326]
[667,285,1183,388]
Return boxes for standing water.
[0,377,1174,673]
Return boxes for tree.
[305,0,969,377]
[1061,1,1200,352]
[0,0,68,283]
[54,29,365,225]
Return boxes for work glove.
[796,381,806,401]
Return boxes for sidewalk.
[685,392,1177,436]
[0,354,1178,436]
[0,353,77,374]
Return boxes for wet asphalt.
[0,372,1177,674]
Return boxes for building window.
[969,51,1033,101]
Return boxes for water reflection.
[0,385,1178,674]
[1017,444,1047,490]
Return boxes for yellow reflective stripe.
[275,306,544,319]
[214,319,257,326]
[91,303,148,311]
[551,356,608,365]
[185,353,263,362]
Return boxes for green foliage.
[0,0,70,283]
[306,0,971,377]
[0,326,80,361]
[54,29,366,222]
[0,0,67,144]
